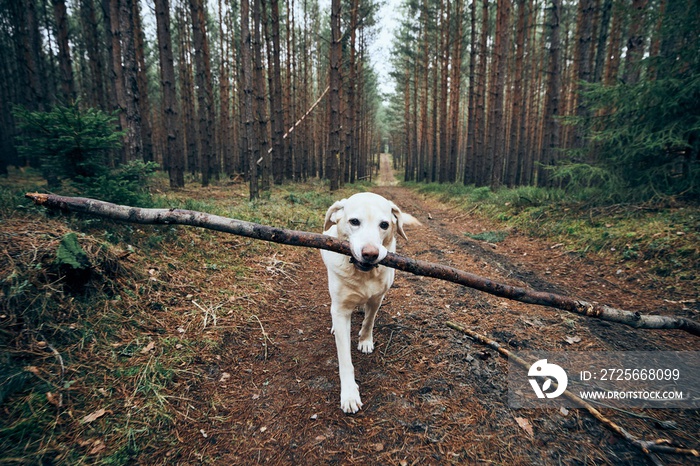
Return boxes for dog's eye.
[379,221,390,230]
[349,218,361,227]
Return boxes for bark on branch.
[26,192,700,337]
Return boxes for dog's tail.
[400,213,422,227]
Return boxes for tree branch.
[25,192,700,337]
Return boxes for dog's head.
[323,193,420,272]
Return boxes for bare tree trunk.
[120,0,143,162]
[155,0,184,188]
[522,0,541,185]
[507,0,527,187]
[263,0,286,185]
[327,0,341,191]
[102,0,120,141]
[604,1,625,85]
[346,0,359,184]
[27,191,700,337]
[464,0,478,185]
[218,0,233,178]
[189,0,217,186]
[570,0,595,150]
[623,0,648,85]
[437,0,450,183]
[241,0,258,199]
[226,3,239,176]
[176,6,198,176]
[132,0,153,162]
[253,0,270,191]
[52,0,75,104]
[447,0,463,184]
[80,0,106,109]
[474,0,489,186]
[488,0,510,188]
[592,0,612,83]
[284,0,294,181]
[538,0,562,186]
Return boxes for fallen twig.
[25,192,700,337]
[445,320,700,462]
[249,315,273,360]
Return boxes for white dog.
[321,192,420,413]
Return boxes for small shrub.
[13,103,157,206]
[13,103,122,187]
[76,160,159,207]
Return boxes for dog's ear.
[391,203,421,241]
[324,199,346,232]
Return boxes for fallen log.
[25,192,700,337]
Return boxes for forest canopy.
[0,0,697,201]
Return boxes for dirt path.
[170,170,699,464]
[378,153,399,186]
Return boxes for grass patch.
[466,230,509,243]
[0,172,364,464]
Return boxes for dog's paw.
[357,339,374,354]
[340,387,363,413]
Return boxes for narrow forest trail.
[166,161,699,465]
[377,153,400,186]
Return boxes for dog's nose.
[361,245,380,263]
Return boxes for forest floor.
[2,159,699,465]
[146,155,699,464]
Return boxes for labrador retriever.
[321,192,420,413]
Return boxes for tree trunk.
[571,0,595,150]
[539,0,562,186]
[604,1,625,85]
[120,0,144,162]
[623,0,648,85]
[266,0,286,185]
[284,0,294,181]
[132,0,153,162]
[155,0,184,188]
[327,0,342,191]
[218,0,233,178]
[80,0,106,109]
[189,0,217,186]
[241,0,259,199]
[448,0,463,184]
[176,6,198,176]
[592,0,613,83]
[437,0,450,183]
[346,0,359,184]
[507,0,527,186]
[102,0,118,133]
[253,0,270,191]
[474,0,489,186]
[464,0,478,185]
[488,0,510,187]
[107,0,128,163]
[52,0,75,104]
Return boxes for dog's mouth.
[349,257,378,272]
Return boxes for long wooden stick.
[446,321,699,462]
[25,192,700,337]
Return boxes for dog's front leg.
[358,295,382,354]
[331,306,362,413]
